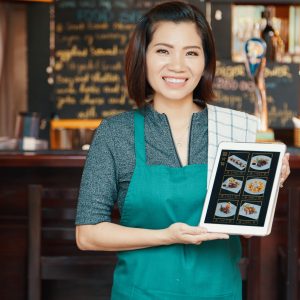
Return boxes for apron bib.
[111,111,242,300]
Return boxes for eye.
[186,51,199,56]
[156,49,169,55]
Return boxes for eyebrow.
[153,43,202,50]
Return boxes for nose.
[168,53,185,72]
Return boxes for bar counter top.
[1,147,300,168]
[0,150,87,167]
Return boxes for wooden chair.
[278,187,300,300]
[27,185,116,300]
[239,237,261,300]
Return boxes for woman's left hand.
[279,153,291,188]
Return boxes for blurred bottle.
[274,30,285,62]
[15,112,41,139]
[261,8,276,61]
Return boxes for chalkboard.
[54,0,142,119]
[54,0,201,119]
[213,60,300,129]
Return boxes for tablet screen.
[204,149,280,227]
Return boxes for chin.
[162,93,193,102]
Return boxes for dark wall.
[27,3,52,139]
[211,3,231,60]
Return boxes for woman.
[76,2,290,299]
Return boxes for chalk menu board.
[54,0,143,119]
[204,149,280,227]
[54,0,200,119]
[213,60,300,129]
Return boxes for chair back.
[27,184,116,300]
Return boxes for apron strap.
[134,110,146,165]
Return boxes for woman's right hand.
[165,222,229,245]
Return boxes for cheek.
[146,60,164,83]
[190,60,205,78]
[146,65,155,86]
[148,58,165,72]
[146,56,153,83]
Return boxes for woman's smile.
[162,76,188,87]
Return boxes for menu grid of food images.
[204,150,280,227]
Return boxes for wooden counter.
[0,150,299,300]
[0,151,87,300]
[0,151,86,167]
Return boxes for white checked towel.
[206,104,258,186]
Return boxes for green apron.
[111,111,242,300]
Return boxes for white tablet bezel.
[199,142,286,236]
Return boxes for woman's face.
[146,21,205,104]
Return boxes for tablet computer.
[199,142,286,236]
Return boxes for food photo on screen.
[227,155,247,170]
[244,178,267,195]
[238,202,262,220]
[250,155,272,170]
[214,202,237,218]
[221,177,243,193]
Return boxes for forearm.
[76,222,229,252]
[76,222,170,251]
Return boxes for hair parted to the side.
[125,1,216,108]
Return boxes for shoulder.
[96,110,135,135]
[101,110,134,128]
[89,111,135,152]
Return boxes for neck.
[152,97,201,125]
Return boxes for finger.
[199,233,230,241]
[285,163,291,177]
[280,164,287,179]
[187,233,229,245]
[184,225,208,235]
[243,235,252,239]
[280,157,291,185]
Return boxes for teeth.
[164,77,186,83]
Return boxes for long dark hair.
[125,1,216,107]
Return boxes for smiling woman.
[75,2,290,300]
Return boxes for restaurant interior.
[0,0,299,299]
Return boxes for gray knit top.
[75,103,208,225]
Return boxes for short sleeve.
[76,119,118,225]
